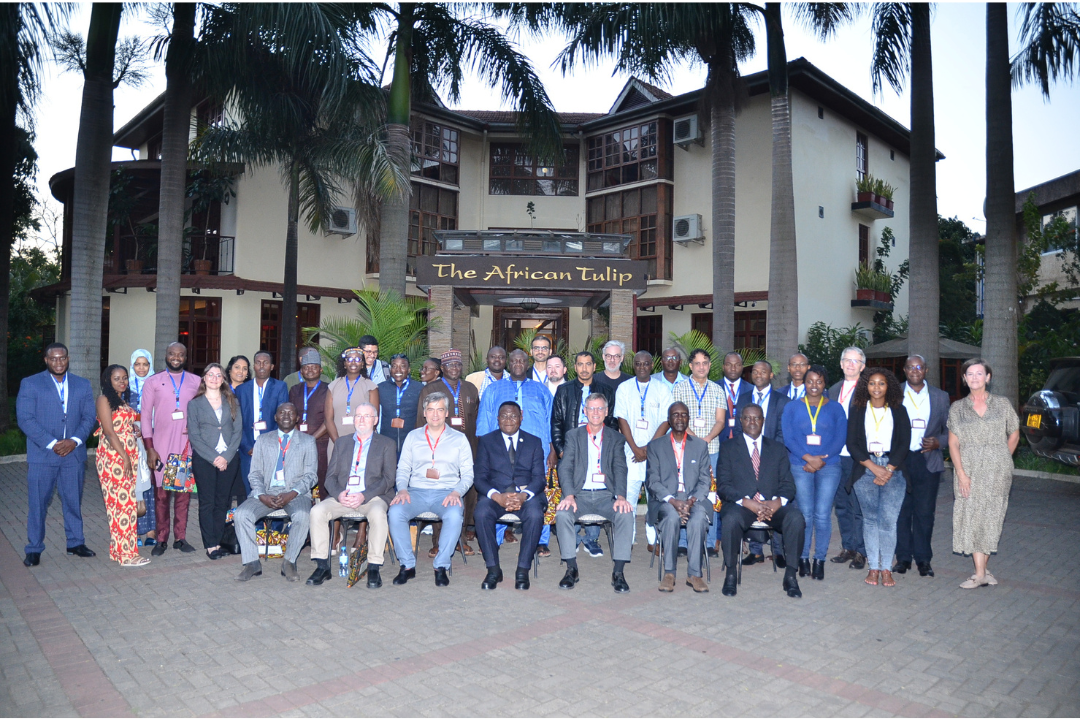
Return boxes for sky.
[28,2,1080,241]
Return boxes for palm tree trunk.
[983,3,1019,406]
[68,3,121,387]
[281,161,300,377]
[154,2,195,372]
[710,84,736,353]
[906,3,940,387]
[378,5,415,299]
[0,4,19,432]
[763,3,798,367]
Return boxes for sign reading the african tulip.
[415,256,649,292]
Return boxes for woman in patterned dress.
[95,364,149,566]
[947,359,1020,589]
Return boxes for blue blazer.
[473,429,546,501]
[16,371,96,467]
[727,388,789,445]
[238,377,290,454]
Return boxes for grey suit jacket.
[324,432,397,507]
[910,383,951,473]
[645,432,712,525]
[248,430,317,498]
[558,425,628,498]
[186,395,243,463]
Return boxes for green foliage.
[185,174,236,260]
[668,330,774,380]
[799,322,871,385]
[107,167,158,262]
[8,243,60,395]
[1012,445,1080,476]
[512,327,570,365]
[1018,300,1080,402]
[870,227,909,341]
[938,215,978,331]
[306,290,432,380]
[855,173,876,194]
[0,428,27,457]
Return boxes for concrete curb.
[944,460,1079,485]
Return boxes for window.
[1042,206,1078,253]
[412,121,459,184]
[587,121,671,191]
[636,315,663,356]
[489,143,579,196]
[856,132,869,181]
[178,297,221,375]
[859,224,870,267]
[196,99,224,127]
[734,311,767,350]
[408,181,457,276]
[691,312,712,339]
[587,185,672,280]
[260,301,321,378]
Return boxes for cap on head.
[440,349,463,364]
[299,348,321,367]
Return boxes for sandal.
[121,556,150,567]
[880,570,895,587]
[959,575,989,589]
[864,570,880,586]
[427,545,439,559]
[537,544,551,558]
[460,542,475,556]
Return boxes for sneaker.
[583,539,603,558]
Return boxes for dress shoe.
[892,559,911,574]
[206,548,224,560]
[830,548,855,564]
[392,566,416,585]
[504,529,517,544]
[514,568,530,590]
[658,573,676,593]
[434,567,450,587]
[848,552,866,570]
[367,565,383,589]
[686,575,709,593]
[559,567,579,589]
[721,573,738,596]
[281,560,299,582]
[774,554,787,569]
[646,544,657,555]
[611,571,630,593]
[151,543,167,557]
[798,558,811,577]
[306,566,332,586]
[783,574,802,598]
[677,546,687,557]
[742,553,764,566]
[66,544,96,558]
[481,567,503,590]
[23,552,40,567]
[811,559,825,580]
[236,562,262,581]
[917,561,934,577]
[174,539,196,553]
[707,546,719,558]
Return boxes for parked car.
[1023,357,1080,466]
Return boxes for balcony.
[105,234,235,276]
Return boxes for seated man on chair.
[646,402,713,593]
[717,404,805,598]
[555,393,635,593]
[387,392,474,587]
[307,403,397,589]
[235,403,316,582]
[474,401,546,590]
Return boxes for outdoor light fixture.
[499,296,559,312]
[537,167,555,177]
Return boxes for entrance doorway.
[492,306,569,353]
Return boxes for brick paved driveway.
[0,460,1077,717]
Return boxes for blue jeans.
[834,456,865,555]
[790,462,843,561]
[387,488,464,570]
[853,457,907,571]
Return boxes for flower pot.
[193,259,213,275]
[875,291,892,304]
[874,194,888,207]
[885,198,894,211]
[857,191,874,203]
[856,288,875,301]
[125,259,144,275]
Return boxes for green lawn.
[1013,446,1079,476]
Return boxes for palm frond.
[791,3,858,41]
[869,3,912,97]
[1012,2,1080,98]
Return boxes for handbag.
[134,436,153,496]
[219,521,241,556]
[543,468,561,525]
[163,441,197,493]
[709,470,722,512]
[346,544,369,588]
[255,526,287,558]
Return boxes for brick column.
[428,286,454,358]
[609,289,634,352]
[451,303,471,354]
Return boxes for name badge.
[728,418,736,427]
[592,473,605,485]
[341,416,354,426]
[806,434,822,446]
[254,420,267,431]
[171,411,184,420]
[450,417,463,427]
[911,419,926,429]
[275,469,285,482]
[869,441,884,454]
[636,418,649,430]
[426,467,440,479]
[391,418,405,429]
[693,417,707,429]
[346,476,363,492]
[299,423,308,432]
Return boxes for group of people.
[17,333,1020,596]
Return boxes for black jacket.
[550,379,617,455]
[717,435,796,506]
[845,403,912,491]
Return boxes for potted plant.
[875,272,893,304]
[185,174,235,275]
[855,174,876,204]
[854,266,876,301]
[878,180,895,211]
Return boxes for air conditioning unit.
[324,206,357,236]
[673,114,703,148]
[673,214,704,245]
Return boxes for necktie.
[751,441,760,480]
[507,436,516,466]
[277,433,290,473]
[756,391,763,405]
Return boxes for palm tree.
[367,2,563,298]
[554,3,757,354]
[868,3,940,386]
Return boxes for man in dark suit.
[555,393,634,592]
[16,343,97,566]
[719,352,754,442]
[646,402,713,593]
[238,351,290,495]
[474,401,547,590]
[893,354,953,577]
[717,404,806,598]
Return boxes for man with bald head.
[466,346,509,400]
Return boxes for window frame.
[408,181,458,277]
[412,120,460,185]
[178,297,222,376]
[856,132,869,181]
[586,119,672,191]
[488,142,580,196]
[586,184,673,280]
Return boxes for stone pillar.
[451,302,471,355]
[609,289,635,352]
[428,286,453,359]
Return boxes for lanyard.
[755,387,771,407]
[804,396,824,433]
[344,375,360,412]
[532,366,546,384]
[442,378,462,414]
[255,380,267,419]
[350,433,367,475]
[726,381,740,417]
[635,378,650,418]
[670,433,686,473]
[869,404,889,437]
[302,381,321,422]
[54,375,66,409]
[394,378,410,417]
[278,433,292,463]
[589,429,603,472]
[133,376,141,399]
[905,389,924,411]
[168,371,186,410]
[515,380,524,405]
[690,379,708,417]
[425,426,443,466]
[838,381,857,405]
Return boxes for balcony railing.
[105,234,235,275]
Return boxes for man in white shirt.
[829,347,867,570]
[786,353,810,400]
[529,335,552,384]
[543,354,567,397]
[652,347,688,393]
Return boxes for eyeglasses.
[603,353,622,359]
[205,372,224,380]
[498,412,520,419]
[790,362,809,368]
[907,364,925,371]
[356,414,378,421]
[840,358,863,365]
[584,405,607,413]
[531,344,549,351]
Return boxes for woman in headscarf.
[129,350,157,547]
